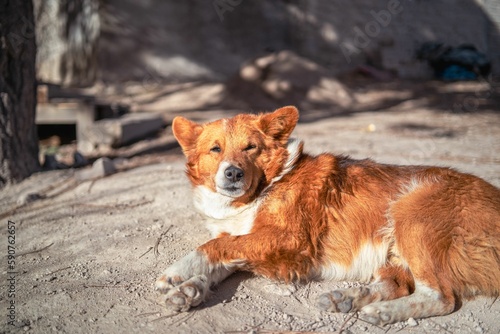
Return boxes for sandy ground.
[2,95,500,333]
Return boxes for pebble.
[407,317,418,327]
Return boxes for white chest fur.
[193,185,260,237]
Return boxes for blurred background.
[2,0,500,185]
[36,0,500,84]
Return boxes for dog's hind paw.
[359,303,395,326]
[161,275,209,312]
[317,290,354,313]
[317,286,371,313]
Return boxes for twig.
[87,179,97,193]
[291,293,302,304]
[139,247,153,259]
[224,322,265,334]
[45,266,71,276]
[144,297,164,307]
[488,295,498,309]
[17,242,54,257]
[154,225,173,257]
[305,281,312,299]
[135,312,161,318]
[225,329,325,334]
[149,312,181,323]
[83,284,130,289]
[355,316,387,332]
[103,304,114,318]
[171,311,196,326]
[338,312,357,334]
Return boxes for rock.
[75,157,116,181]
[407,317,418,327]
[17,192,43,206]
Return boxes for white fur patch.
[318,242,390,282]
[162,250,240,284]
[215,161,232,189]
[413,282,442,299]
[395,175,440,201]
[400,177,425,196]
[193,185,261,237]
[268,138,302,186]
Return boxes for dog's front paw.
[155,274,184,293]
[156,275,209,312]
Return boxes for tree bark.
[34,0,100,87]
[0,0,40,187]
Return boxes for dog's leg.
[155,250,239,311]
[359,282,455,325]
[317,265,455,326]
[317,264,414,314]
[156,230,318,311]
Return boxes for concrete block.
[81,113,164,152]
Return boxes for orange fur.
[157,106,500,325]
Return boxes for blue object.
[440,65,478,81]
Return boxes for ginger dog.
[156,106,500,325]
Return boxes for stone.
[75,157,116,181]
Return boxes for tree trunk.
[34,0,100,87]
[0,0,40,188]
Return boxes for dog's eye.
[244,144,257,151]
[210,146,221,153]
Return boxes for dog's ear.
[259,106,299,143]
[172,116,203,153]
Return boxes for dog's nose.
[224,166,244,182]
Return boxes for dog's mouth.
[216,185,246,198]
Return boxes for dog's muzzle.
[216,162,247,197]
